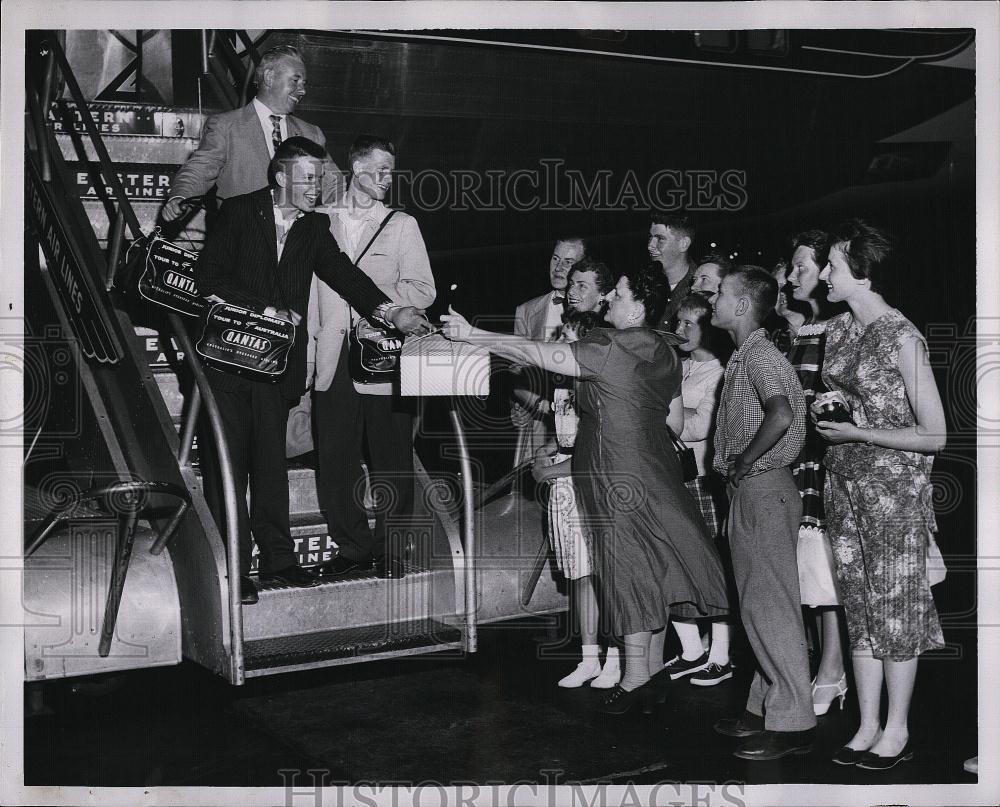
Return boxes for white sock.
[673,621,704,660]
[707,622,731,666]
[603,646,620,669]
[581,644,600,661]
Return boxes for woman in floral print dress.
[815,220,947,770]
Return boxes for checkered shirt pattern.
[713,328,806,477]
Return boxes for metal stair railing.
[25,481,191,657]
[27,32,246,681]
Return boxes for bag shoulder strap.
[665,423,689,451]
[356,210,397,265]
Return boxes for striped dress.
[786,321,841,606]
[546,386,592,580]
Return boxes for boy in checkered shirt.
[707,266,816,761]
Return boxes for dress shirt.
[253,97,288,158]
[543,292,565,341]
[713,328,806,477]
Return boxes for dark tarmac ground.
[24,612,978,790]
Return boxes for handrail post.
[178,385,202,468]
[167,315,245,682]
[201,30,211,74]
[40,46,56,110]
[105,208,127,291]
[449,404,477,653]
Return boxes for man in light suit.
[510,237,587,465]
[161,45,337,222]
[308,135,436,580]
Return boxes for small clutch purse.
[666,425,699,483]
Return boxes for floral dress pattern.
[821,309,945,660]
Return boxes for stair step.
[56,129,208,245]
[242,562,448,641]
[56,131,201,165]
[155,372,185,420]
[289,465,320,515]
[289,512,336,566]
[243,618,463,675]
[135,327,189,371]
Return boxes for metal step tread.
[253,557,432,592]
[243,618,462,671]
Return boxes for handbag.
[129,228,208,318]
[347,211,402,385]
[194,302,296,382]
[666,425,699,483]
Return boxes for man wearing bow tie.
[510,238,587,465]
[161,45,338,223]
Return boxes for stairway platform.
[243,618,464,676]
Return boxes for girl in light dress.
[532,308,620,688]
[662,294,735,687]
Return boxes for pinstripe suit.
[195,188,389,575]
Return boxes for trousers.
[727,468,816,731]
[200,374,296,575]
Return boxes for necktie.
[552,293,565,306]
[269,114,282,154]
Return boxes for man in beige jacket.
[308,135,435,579]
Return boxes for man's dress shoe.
[374,556,406,579]
[265,565,320,587]
[239,576,259,605]
[318,555,372,577]
[733,728,815,761]
[714,710,765,738]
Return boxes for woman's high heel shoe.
[597,681,659,715]
[812,673,848,716]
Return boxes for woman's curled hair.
[622,262,669,326]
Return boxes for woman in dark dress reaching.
[442,262,728,713]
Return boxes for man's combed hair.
[650,210,696,243]
[254,45,304,87]
[555,236,593,261]
[695,251,733,276]
[831,218,893,295]
[348,135,396,170]
[730,265,779,324]
[267,136,329,186]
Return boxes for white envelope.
[399,333,491,397]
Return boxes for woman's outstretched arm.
[441,308,581,378]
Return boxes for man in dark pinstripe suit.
[196,137,431,604]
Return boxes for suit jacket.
[169,102,339,204]
[514,291,560,342]
[308,202,436,392]
[196,188,389,399]
[658,260,697,331]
